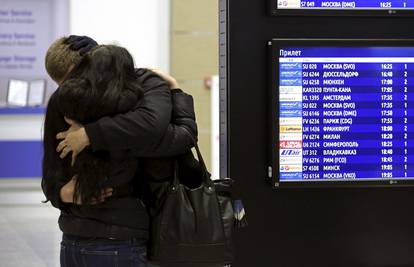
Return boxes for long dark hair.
[43,45,143,204]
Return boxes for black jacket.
[84,69,197,156]
[42,69,197,239]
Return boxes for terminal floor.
[0,180,231,267]
[0,179,60,267]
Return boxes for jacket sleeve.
[84,70,197,157]
[41,92,70,210]
[134,89,198,157]
[84,69,172,151]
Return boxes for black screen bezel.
[270,0,414,16]
[270,38,414,188]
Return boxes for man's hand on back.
[60,176,79,204]
[60,176,113,205]
[56,117,90,166]
[149,68,180,89]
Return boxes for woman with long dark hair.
[45,45,142,203]
[42,44,196,266]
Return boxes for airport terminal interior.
[0,0,218,266]
[3,0,414,266]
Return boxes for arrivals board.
[271,0,414,15]
[271,39,414,187]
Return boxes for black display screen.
[270,39,414,187]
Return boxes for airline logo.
[280,109,302,117]
[280,70,301,78]
[280,93,302,102]
[280,62,302,70]
[280,149,302,157]
[279,78,302,87]
[280,101,302,110]
[280,172,302,180]
[279,86,302,94]
[280,157,302,165]
[280,117,302,126]
[277,0,300,8]
[280,125,302,133]
[280,140,302,149]
[280,133,302,141]
[278,0,288,7]
[280,164,303,173]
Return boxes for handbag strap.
[193,143,209,178]
[172,127,212,187]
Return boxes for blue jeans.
[60,235,154,267]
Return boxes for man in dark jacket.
[42,36,197,266]
[43,36,197,207]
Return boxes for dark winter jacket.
[42,69,197,239]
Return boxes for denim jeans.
[60,235,154,267]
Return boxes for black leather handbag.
[147,144,235,266]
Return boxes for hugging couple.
[42,35,199,267]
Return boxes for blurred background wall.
[0,1,218,266]
[0,0,218,179]
[170,0,219,172]
[70,0,171,72]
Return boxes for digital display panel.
[271,0,414,15]
[279,0,413,9]
[28,80,45,106]
[271,39,414,187]
[7,79,28,107]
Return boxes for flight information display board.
[270,39,414,187]
[270,0,414,15]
